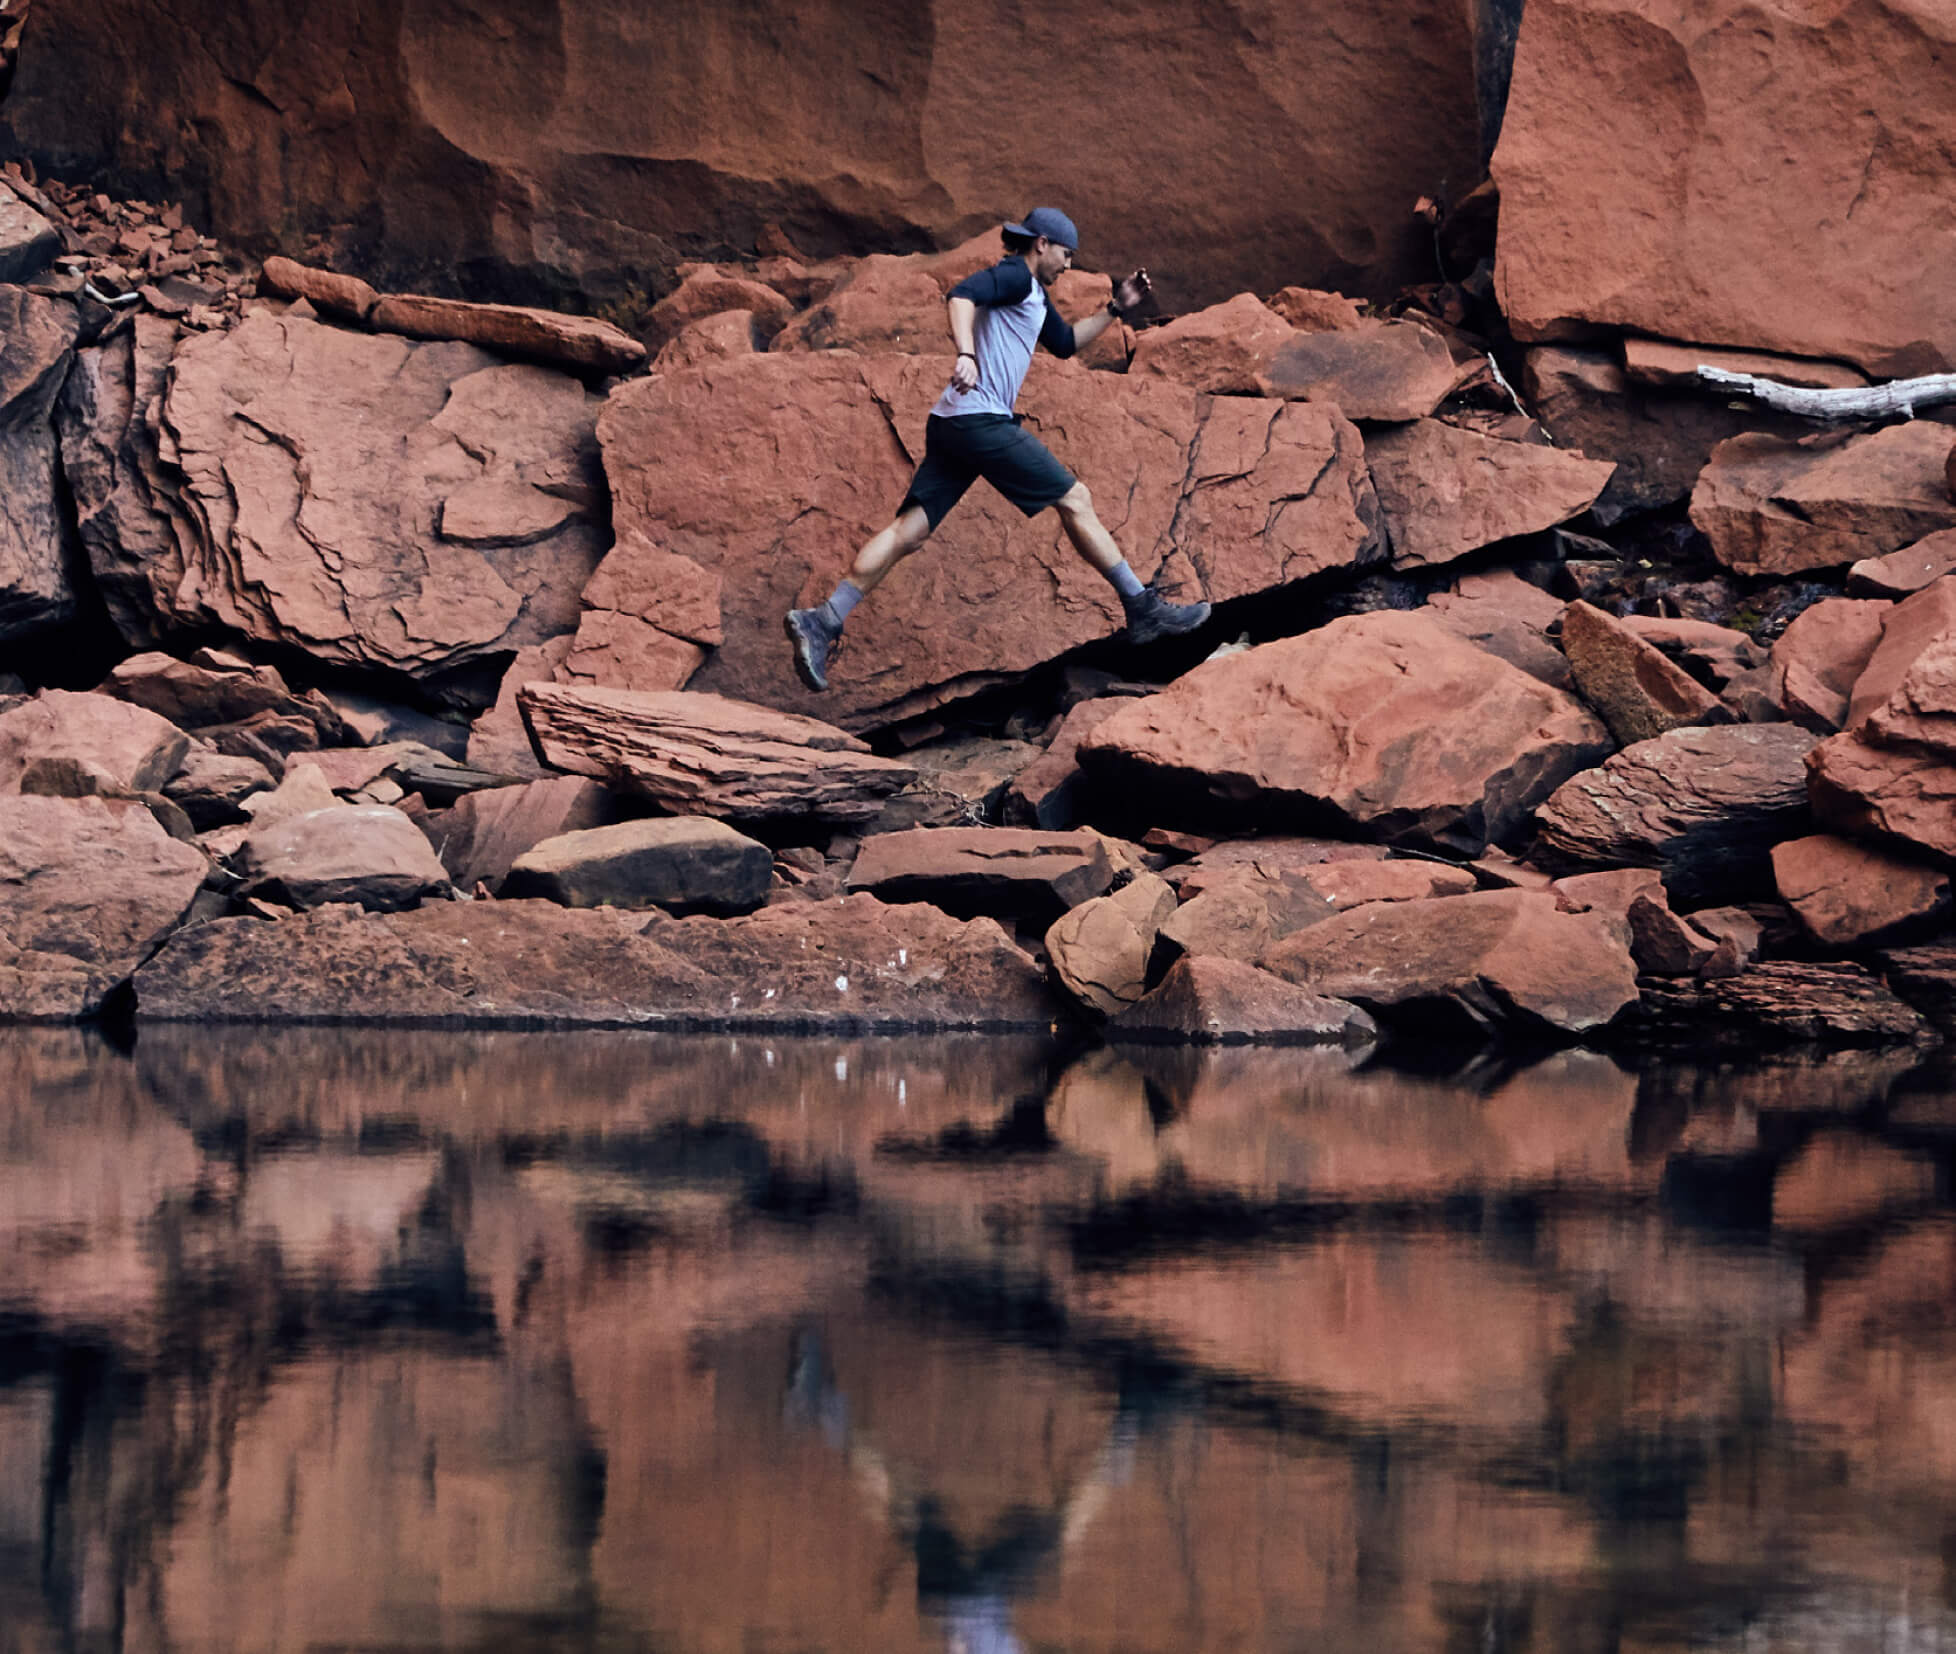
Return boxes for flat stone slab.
[370,292,647,376]
[846,827,1114,926]
[1256,320,1471,421]
[129,894,1065,1030]
[519,681,916,826]
[1365,418,1615,570]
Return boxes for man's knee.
[1054,481,1095,523]
[893,506,933,553]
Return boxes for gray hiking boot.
[1121,584,1212,647]
[784,604,841,692]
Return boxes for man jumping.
[784,206,1212,693]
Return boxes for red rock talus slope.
[1493,0,1956,375]
[0,0,1485,311]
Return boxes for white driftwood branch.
[1697,365,1956,422]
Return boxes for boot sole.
[784,611,830,692]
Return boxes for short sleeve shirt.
[930,259,1078,420]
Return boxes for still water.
[5,1026,1956,1653]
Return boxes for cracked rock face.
[597,351,1383,730]
[0,286,79,643]
[66,311,607,686]
[1494,0,1956,375]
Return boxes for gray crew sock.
[818,580,864,632]
[1107,560,1146,602]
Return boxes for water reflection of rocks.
[6,1027,1956,1652]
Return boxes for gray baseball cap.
[1004,206,1078,250]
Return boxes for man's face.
[1032,236,1074,286]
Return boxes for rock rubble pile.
[6,33,1956,1052]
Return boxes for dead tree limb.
[1697,365,1956,422]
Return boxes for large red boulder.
[0,690,189,795]
[0,794,207,1019]
[1771,597,1891,732]
[1493,0,1956,375]
[1806,732,1956,860]
[1690,425,1956,577]
[1128,293,1297,395]
[1772,833,1951,948]
[596,351,1382,729]
[1847,576,1956,749]
[2,2,1488,315]
[1078,610,1612,855]
[1532,724,1821,904]
[1261,888,1639,1039]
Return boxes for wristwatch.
[1105,298,1124,318]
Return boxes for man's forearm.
[946,295,977,355]
[1070,308,1117,350]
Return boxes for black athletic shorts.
[900,413,1077,529]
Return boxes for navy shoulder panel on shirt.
[948,258,1035,308]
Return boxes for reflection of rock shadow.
[873,1094,1056,1161]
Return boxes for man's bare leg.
[842,504,933,596]
[785,505,933,692]
[1052,482,1210,644]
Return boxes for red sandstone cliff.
[0,0,1494,313]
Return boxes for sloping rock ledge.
[129,895,1069,1032]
